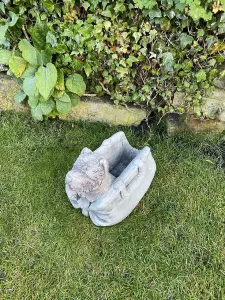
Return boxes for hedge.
[0,0,225,120]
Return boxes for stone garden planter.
[65,131,156,226]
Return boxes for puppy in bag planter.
[65,131,156,226]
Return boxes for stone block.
[214,77,225,90]
[59,97,146,126]
[172,92,185,108]
[166,113,225,134]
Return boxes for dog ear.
[81,147,92,155]
[73,148,92,169]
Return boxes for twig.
[22,25,30,41]
[83,93,97,97]
[121,102,131,112]
[99,81,111,95]
[165,33,174,47]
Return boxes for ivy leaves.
[162,52,174,72]
[179,33,194,49]
[2,0,224,120]
[133,0,157,9]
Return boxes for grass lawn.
[0,111,225,299]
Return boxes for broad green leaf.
[56,99,71,114]
[66,74,86,96]
[21,65,37,79]
[0,25,8,39]
[14,91,26,104]
[29,21,48,50]
[46,32,57,47]
[8,12,19,27]
[9,56,27,78]
[28,96,39,108]
[179,33,194,49]
[0,49,12,65]
[84,63,92,77]
[56,92,70,103]
[39,99,55,115]
[31,105,43,121]
[0,24,10,48]
[55,69,65,90]
[162,52,174,72]
[0,3,5,13]
[69,93,80,107]
[40,49,52,65]
[23,76,38,97]
[53,90,64,98]
[18,39,42,66]
[35,63,57,100]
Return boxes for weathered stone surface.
[217,111,225,122]
[0,74,146,126]
[173,88,225,120]
[214,63,225,90]
[59,97,146,126]
[201,89,225,119]
[172,92,185,108]
[214,77,225,90]
[0,73,27,111]
[65,131,156,226]
[166,113,225,134]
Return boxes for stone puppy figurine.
[65,131,156,226]
[65,147,115,216]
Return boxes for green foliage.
[1,38,85,119]
[35,63,57,100]
[0,0,225,119]
[0,49,11,64]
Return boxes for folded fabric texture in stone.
[65,131,156,226]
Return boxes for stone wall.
[1,70,225,132]
[167,64,225,133]
[0,74,146,126]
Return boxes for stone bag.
[65,131,156,226]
